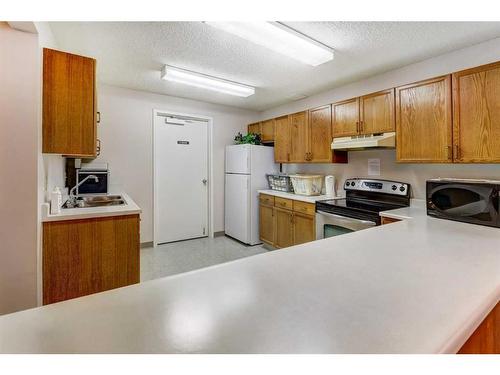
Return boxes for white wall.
[96,84,259,243]
[0,23,39,314]
[260,37,500,197]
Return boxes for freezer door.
[225,173,251,243]
[225,144,251,174]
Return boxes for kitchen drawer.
[293,200,315,216]
[275,197,293,210]
[259,194,275,207]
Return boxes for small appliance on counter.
[316,178,411,239]
[427,178,500,228]
[76,162,109,195]
[324,175,336,197]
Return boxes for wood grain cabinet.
[248,122,261,135]
[260,119,275,143]
[309,105,348,163]
[452,61,500,163]
[274,115,291,163]
[332,98,360,137]
[258,194,316,249]
[289,111,309,163]
[43,48,98,157]
[360,88,395,135]
[43,214,140,305]
[396,75,453,163]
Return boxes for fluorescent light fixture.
[205,22,334,66]
[161,65,255,97]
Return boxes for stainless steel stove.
[316,178,411,239]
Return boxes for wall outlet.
[368,158,380,176]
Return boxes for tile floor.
[140,236,270,282]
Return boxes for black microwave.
[426,179,500,228]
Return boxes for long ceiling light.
[161,65,255,97]
[205,22,334,67]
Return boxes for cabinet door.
[293,213,315,245]
[42,48,97,157]
[43,214,140,305]
[274,115,290,163]
[309,105,333,162]
[259,204,275,245]
[274,208,294,248]
[396,75,452,162]
[360,88,395,135]
[452,62,500,163]
[248,122,261,135]
[332,98,360,137]
[261,119,275,142]
[289,111,309,163]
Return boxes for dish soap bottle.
[50,187,62,215]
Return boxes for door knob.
[202,179,208,185]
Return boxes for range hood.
[331,132,396,150]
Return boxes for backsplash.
[283,149,500,199]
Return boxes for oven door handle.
[316,210,377,226]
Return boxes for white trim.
[152,109,214,247]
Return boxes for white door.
[224,173,250,243]
[225,144,251,174]
[154,113,209,244]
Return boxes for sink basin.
[62,195,126,209]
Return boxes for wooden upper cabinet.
[309,105,332,162]
[274,115,290,163]
[332,97,360,137]
[396,75,453,163]
[260,119,275,142]
[289,111,309,163]
[360,88,395,135]
[43,48,97,157]
[248,122,261,135]
[452,62,500,163]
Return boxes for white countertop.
[1,202,499,353]
[41,192,141,222]
[258,189,342,203]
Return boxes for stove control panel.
[344,178,410,196]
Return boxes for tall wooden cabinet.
[274,115,291,162]
[42,48,98,157]
[452,61,500,163]
[396,75,453,163]
[289,111,309,163]
[309,105,347,163]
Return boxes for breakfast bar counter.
[0,205,499,353]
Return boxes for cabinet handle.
[96,139,101,156]
[287,153,290,161]
[454,144,460,159]
[97,111,101,124]
[356,121,359,133]
[446,145,452,160]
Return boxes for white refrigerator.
[225,144,278,245]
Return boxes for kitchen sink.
[62,195,126,209]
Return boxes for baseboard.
[214,231,225,237]
[140,241,153,248]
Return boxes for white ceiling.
[50,22,500,111]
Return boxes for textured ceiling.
[49,22,500,111]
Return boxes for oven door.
[316,210,377,240]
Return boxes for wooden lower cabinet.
[293,213,316,245]
[275,207,294,248]
[381,216,401,225]
[259,194,316,249]
[43,214,140,305]
[458,302,499,354]
[259,203,275,245]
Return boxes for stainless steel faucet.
[67,175,99,207]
